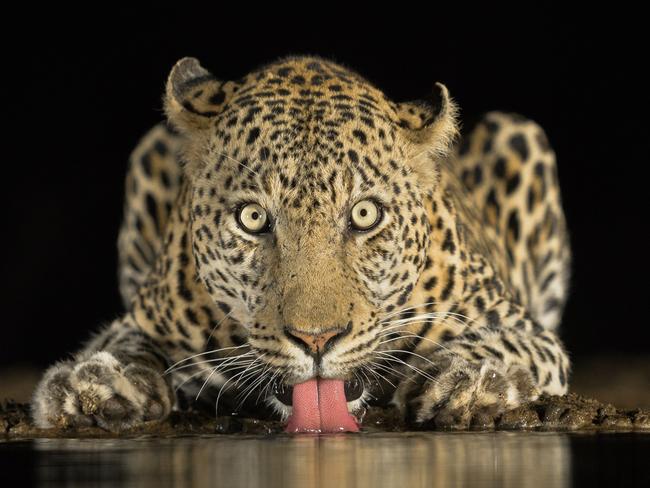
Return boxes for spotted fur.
[32,56,570,430]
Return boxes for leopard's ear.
[164,57,229,132]
[399,83,459,186]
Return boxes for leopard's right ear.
[164,57,230,132]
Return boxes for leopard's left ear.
[164,57,231,132]
[399,83,459,185]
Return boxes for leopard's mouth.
[274,377,366,433]
[273,377,365,406]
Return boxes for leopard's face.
[166,57,457,404]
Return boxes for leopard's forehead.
[195,57,420,216]
[210,57,407,166]
[227,56,399,120]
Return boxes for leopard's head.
[164,56,458,422]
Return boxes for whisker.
[234,354,267,387]
[378,348,440,368]
[380,311,473,327]
[205,356,257,378]
[379,335,421,345]
[232,365,269,410]
[378,331,464,359]
[262,371,288,409]
[203,310,234,349]
[377,301,440,319]
[380,314,470,332]
[173,368,211,393]
[374,352,436,381]
[367,358,409,377]
[255,367,281,404]
[166,352,256,374]
[172,356,255,393]
[164,344,250,373]
[236,365,265,389]
[233,366,268,409]
[360,363,382,385]
[364,361,400,388]
[353,370,366,390]
[215,366,256,416]
[234,363,272,407]
[195,365,222,401]
[380,316,468,329]
[196,361,253,401]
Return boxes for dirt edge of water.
[2,393,649,439]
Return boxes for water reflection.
[31,432,571,488]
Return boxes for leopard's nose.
[284,324,350,356]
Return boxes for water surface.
[2,432,648,487]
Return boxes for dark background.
[2,8,647,368]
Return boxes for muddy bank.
[2,393,649,440]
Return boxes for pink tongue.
[285,378,359,433]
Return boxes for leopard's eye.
[237,203,270,234]
[350,199,382,231]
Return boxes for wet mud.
[2,393,649,440]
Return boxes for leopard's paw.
[32,351,173,431]
[395,354,538,429]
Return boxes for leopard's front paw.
[32,351,173,431]
[395,355,539,429]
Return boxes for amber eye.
[237,203,270,234]
[350,199,382,231]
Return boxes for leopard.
[31,55,571,432]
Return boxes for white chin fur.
[266,395,292,421]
